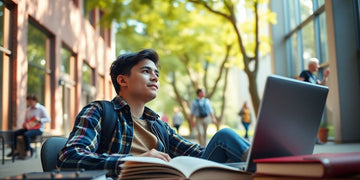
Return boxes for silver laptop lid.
[246,75,329,172]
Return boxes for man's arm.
[38,105,50,123]
[319,69,330,85]
[57,103,130,176]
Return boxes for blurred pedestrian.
[190,89,217,146]
[238,101,251,139]
[161,112,169,123]
[172,107,183,133]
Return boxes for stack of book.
[253,152,360,179]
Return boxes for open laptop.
[226,74,329,173]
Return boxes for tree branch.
[207,44,232,98]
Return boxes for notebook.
[225,74,329,173]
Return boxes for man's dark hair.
[110,49,159,94]
[196,89,203,95]
[26,94,38,102]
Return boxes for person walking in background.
[172,107,183,133]
[238,101,251,139]
[299,57,330,144]
[7,94,50,159]
[190,89,217,146]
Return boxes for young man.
[190,89,217,146]
[57,49,249,177]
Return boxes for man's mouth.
[148,84,158,90]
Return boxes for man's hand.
[324,69,330,78]
[138,149,171,162]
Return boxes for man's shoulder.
[300,70,311,76]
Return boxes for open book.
[119,156,252,180]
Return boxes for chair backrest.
[40,137,67,172]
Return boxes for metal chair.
[0,130,16,164]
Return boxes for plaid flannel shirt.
[57,95,204,176]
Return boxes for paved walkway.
[1,140,359,178]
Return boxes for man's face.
[27,99,37,108]
[198,91,205,98]
[119,59,159,102]
[309,62,319,72]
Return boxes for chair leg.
[1,137,4,164]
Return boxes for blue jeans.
[14,128,42,151]
[201,128,250,163]
[242,122,250,139]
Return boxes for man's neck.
[119,94,145,118]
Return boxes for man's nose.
[150,73,158,82]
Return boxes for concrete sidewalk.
[1,141,359,179]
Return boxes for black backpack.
[196,99,209,118]
[96,101,118,154]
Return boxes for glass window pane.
[290,33,300,74]
[318,0,325,8]
[300,0,313,21]
[27,24,47,68]
[319,13,328,63]
[82,63,92,85]
[61,47,71,74]
[287,0,298,31]
[27,23,47,104]
[302,21,316,69]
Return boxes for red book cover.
[254,152,360,178]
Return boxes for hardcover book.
[254,152,360,178]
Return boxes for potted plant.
[317,121,329,143]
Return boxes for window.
[60,46,76,135]
[283,0,328,77]
[97,74,105,100]
[81,62,95,105]
[82,62,93,85]
[27,22,50,105]
[82,0,95,27]
[300,0,313,22]
[302,21,316,68]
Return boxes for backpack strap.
[95,100,118,154]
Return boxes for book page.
[169,156,242,177]
[121,156,245,178]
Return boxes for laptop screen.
[246,75,329,172]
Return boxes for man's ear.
[117,75,128,87]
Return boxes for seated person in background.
[57,49,250,177]
[298,57,330,85]
[7,94,50,159]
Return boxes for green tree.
[188,0,276,115]
[111,1,237,131]
[88,0,275,131]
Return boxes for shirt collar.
[111,95,160,121]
